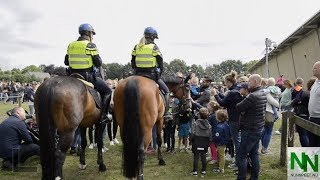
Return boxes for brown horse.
[113,75,191,179]
[34,76,108,180]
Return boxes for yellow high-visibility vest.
[132,44,158,68]
[67,40,94,69]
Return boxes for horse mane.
[162,75,183,84]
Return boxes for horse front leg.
[96,122,107,172]
[156,121,166,166]
[79,127,87,170]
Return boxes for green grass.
[0,103,288,179]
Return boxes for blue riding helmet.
[144,27,158,39]
[79,23,96,35]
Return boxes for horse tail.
[122,77,143,178]
[36,83,56,179]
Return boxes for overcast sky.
[1,0,320,70]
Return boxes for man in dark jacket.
[236,74,267,180]
[0,107,40,170]
[194,76,212,108]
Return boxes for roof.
[27,72,51,79]
[249,10,320,72]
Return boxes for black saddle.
[88,87,102,109]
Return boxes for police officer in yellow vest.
[131,27,171,120]
[64,23,112,122]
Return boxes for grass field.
[0,102,289,180]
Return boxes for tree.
[11,68,21,75]
[122,62,133,78]
[219,60,243,75]
[188,64,205,77]
[22,65,42,74]
[42,64,55,75]
[52,66,67,76]
[104,63,124,79]
[243,60,259,73]
[205,64,221,82]
[167,59,188,75]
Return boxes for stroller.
[6,109,40,145]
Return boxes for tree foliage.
[0,59,259,83]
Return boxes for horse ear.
[184,74,191,84]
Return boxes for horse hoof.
[79,163,87,170]
[99,164,107,172]
[159,159,166,166]
[55,177,62,180]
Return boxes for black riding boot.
[163,93,173,122]
[101,94,112,123]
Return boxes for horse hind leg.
[95,121,107,172]
[137,140,145,180]
[55,131,74,179]
[79,127,87,170]
[156,120,166,166]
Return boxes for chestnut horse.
[113,75,191,180]
[34,76,108,180]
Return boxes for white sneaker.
[225,154,234,162]
[274,130,281,135]
[228,163,238,170]
[94,143,97,147]
[102,146,108,153]
[208,160,217,164]
[89,143,94,149]
[113,138,119,144]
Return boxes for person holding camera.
[0,107,40,170]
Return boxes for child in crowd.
[190,76,201,100]
[177,100,193,152]
[190,107,212,177]
[207,101,221,164]
[165,93,177,153]
[266,78,281,121]
[213,109,230,173]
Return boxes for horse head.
[163,75,192,110]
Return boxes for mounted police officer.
[131,27,171,120]
[64,23,112,122]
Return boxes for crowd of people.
[156,61,320,179]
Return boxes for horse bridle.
[170,78,192,109]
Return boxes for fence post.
[280,111,288,166]
[288,112,295,147]
[18,95,22,107]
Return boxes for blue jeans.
[261,122,274,149]
[237,130,263,180]
[229,121,241,165]
[295,116,309,147]
[71,128,81,148]
[229,121,241,151]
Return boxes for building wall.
[250,27,320,83]
[291,29,320,81]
